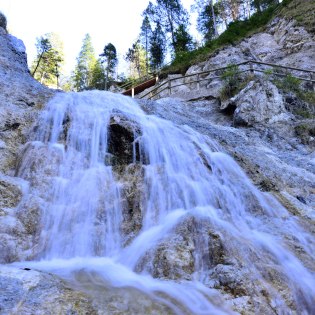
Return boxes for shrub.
[220,64,242,100]
[0,11,7,31]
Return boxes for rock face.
[226,79,293,126]
[0,26,55,264]
[0,27,54,173]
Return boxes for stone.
[0,266,98,315]
[229,79,292,126]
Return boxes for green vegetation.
[100,43,118,90]
[273,73,315,118]
[295,123,315,144]
[31,33,64,88]
[219,64,252,100]
[0,11,7,31]
[279,0,315,33]
[274,74,301,94]
[163,4,278,75]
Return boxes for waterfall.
[15,91,315,314]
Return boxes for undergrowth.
[162,4,280,75]
[219,64,252,101]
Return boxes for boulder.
[0,266,98,315]
[226,80,292,126]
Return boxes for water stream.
[15,91,315,314]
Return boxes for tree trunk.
[210,0,219,37]
[32,52,44,77]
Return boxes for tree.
[149,22,166,71]
[0,11,7,31]
[252,0,278,12]
[194,0,219,41]
[90,59,105,90]
[125,41,147,79]
[173,24,193,56]
[140,15,152,74]
[100,43,118,90]
[31,33,64,87]
[145,0,189,53]
[73,34,96,91]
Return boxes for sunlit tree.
[100,43,118,90]
[73,34,96,91]
[31,33,64,87]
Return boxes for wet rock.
[107,115,141,166]
[0,175,24,209]
[119,164,145,245]
[0,266,98,315]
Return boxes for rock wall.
[0,24,56,282]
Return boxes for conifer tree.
[149,22,166,71]
[125,41,147,79]
[140,15,152,74]
[100,43,118,90]
[31,33,64,87]
[194,0,219,41]
[73,34,96,91]
[144,0,189,53]
[173,24,193,56]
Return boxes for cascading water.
[15,91,314,314]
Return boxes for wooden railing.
[136,60,315,100]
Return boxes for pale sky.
[0,0,196,76]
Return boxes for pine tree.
[73,34,96,91]
[100,43,118,90]
[149,23,166,71]
[90,59,105,90]
[125,41,147,79]
[173,24,193,56]
[140,15,152,74]
[194,0,219,41]
[145,0,189,53]
[31,33,64,87]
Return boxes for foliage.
[163,3,277,75]
[173,24,194,57]
[145,0,189,52]
[90,59,106,90]
[273,73,315,118]
[220,64,243,100]
[125,41,147,79]
[149,22,166,71]
[279,0,315,34]
[0,11,7,31]
[274,74,301,93]
[100,43,118,75]
[140,15,152,74]
[73,34,97,91]
[100,43,118,90]
[196,2,219,42]
[31,33,64,87]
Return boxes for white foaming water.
[15,91,315,314]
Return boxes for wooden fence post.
[249,61,254,76]
[168,79,171,96]
[310,72,315,92]
[197,73,200,90]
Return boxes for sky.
[0,0,196,76]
